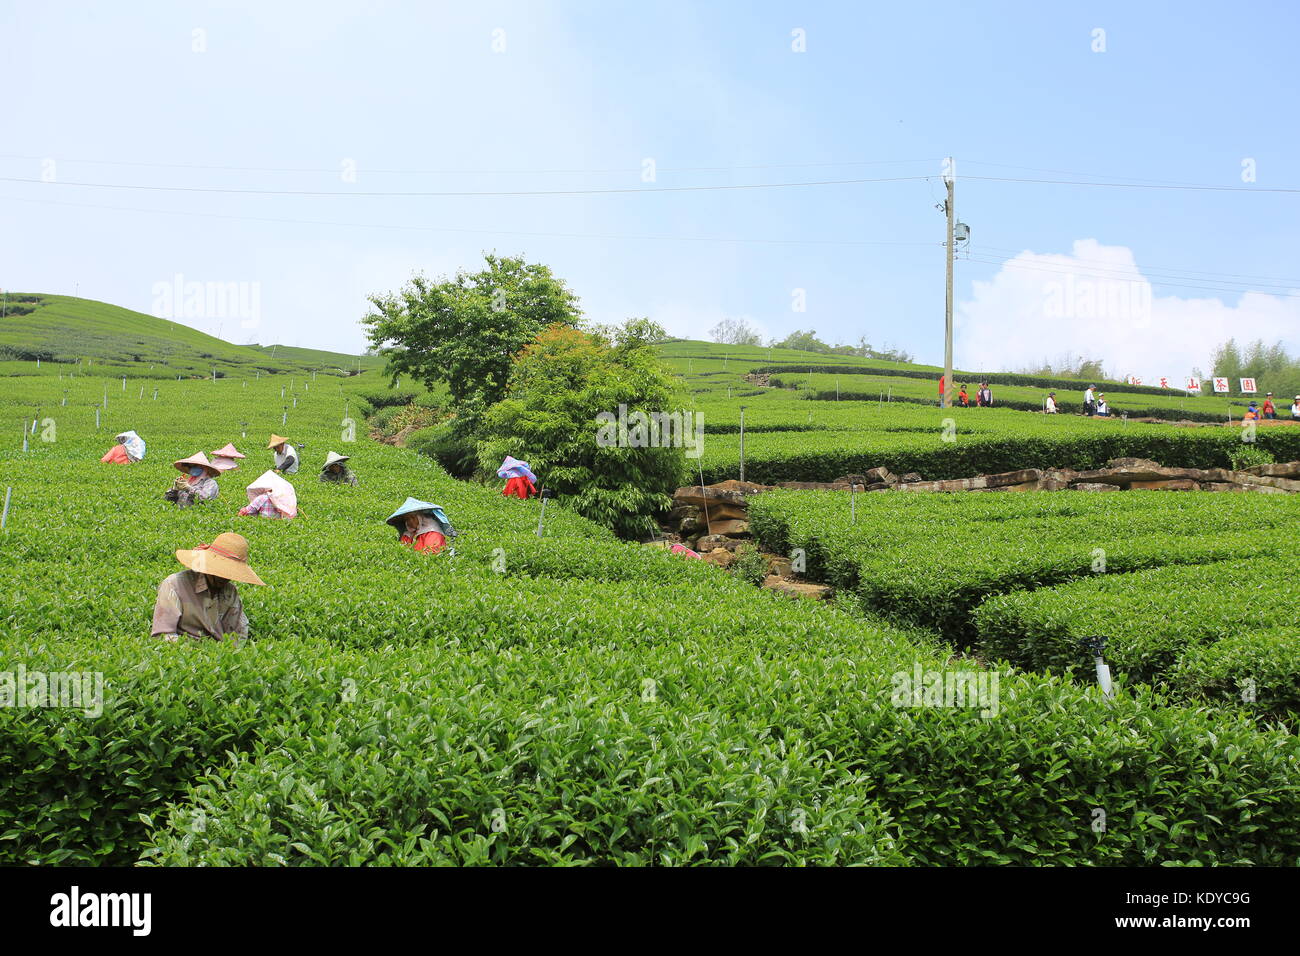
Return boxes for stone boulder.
[695,535,747,553]
[704,519,750,537]
[673,480,771,508]
[1127,478,1200,491]
[774,481,852,491]
[700,548,735,568]
[1243,461,1300,478]
[766,555,794,578]
[761,576,831,601]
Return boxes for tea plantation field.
[749,489,1300,726]
[4,356,1300,865]
[658,342,1300,483]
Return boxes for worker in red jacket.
[498,456,539,499]
[385,497,453,554]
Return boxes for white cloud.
[955,239,1300,383]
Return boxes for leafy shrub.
[357,389,418,410]
[1228,444,1275,470]
[974,563,1300,722]
[408,422,479,478]
[731,545,770,586]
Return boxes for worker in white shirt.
[1083,385,1097,416]
[1045,392,1058,414]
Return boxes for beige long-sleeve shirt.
[151,570,248,642]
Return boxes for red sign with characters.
[1186,377,1201,391]
[1240,378,1257,394]
[1213,378,1230,393]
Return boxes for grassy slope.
[0,294,371,378]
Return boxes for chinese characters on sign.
[1240,378,1257,394]
[1213,378,1230,393]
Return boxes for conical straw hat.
[173,451,220,477]
[213,442,246,459]
[176,532,265,585]
[267,434,289,449]
[245,470,298,517]
[323,451,350,467]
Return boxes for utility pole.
[943,160,955,409]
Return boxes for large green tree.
[477,321,689,539]
[363,254,581,415]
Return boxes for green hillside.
[249,344,385,373]
[0,294,369,379]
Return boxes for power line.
[968,246,1300,290]
[0,193,938,248]
[962,174,1300,194]
[0,173,932,198]
[0,152,942,176]
[969,244,1300,285]
[964,253,1300,298]
[961,160,1245,189]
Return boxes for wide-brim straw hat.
[173,451,220,477]
[213,442,246,459]
[176,532,265,586]
[267,434,289,449]
[323,451,350,467]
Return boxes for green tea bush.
[750,490,1299,640]
[974,564,1300,722]
[5,359,1300,866]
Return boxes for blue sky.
[2,0,1297,380]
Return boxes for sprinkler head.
[1080,635,1107,658]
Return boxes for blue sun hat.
[385,497,454,535]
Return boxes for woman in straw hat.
[210,442,246,472]
[164,452,221,508]
[268,434,299,475]
[319,451,357,485]
[238,470,298,519]
[151,531,265,643]
[101,429,146,465]
[385,497,452,554]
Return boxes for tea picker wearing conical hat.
[238,470,298,519]
[151,532,266,643]
[385,497,454,554]
[164,452,221,508]
[319,451,357,486]
[210,442,246,472]
[268,434,299,475]
[101,429,146,465]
